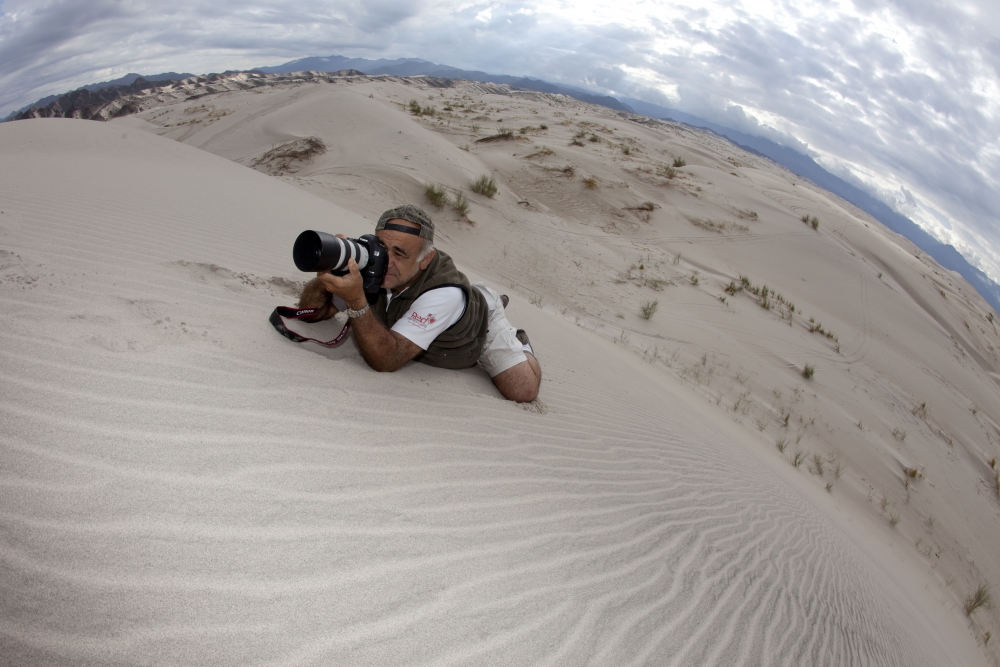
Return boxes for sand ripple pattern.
[0,120,951,666]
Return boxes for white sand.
[0,74,996,665]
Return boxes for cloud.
[1,0,998,281]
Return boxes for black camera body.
[292,230,388,304]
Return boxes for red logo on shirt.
[407,311,436,329]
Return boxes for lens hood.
[293,230,342,272]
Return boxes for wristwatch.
[346,303,370,319]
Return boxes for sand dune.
[0,73,995,665]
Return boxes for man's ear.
[418,249,436,271]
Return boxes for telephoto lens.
[293,230,369,275]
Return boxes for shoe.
[501,294,509,309]
[516,329,532,354]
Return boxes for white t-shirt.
[388,286,467,350]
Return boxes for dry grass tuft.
[451,191,470,217]
[965,585,992,616]
[471,174,498,198]
[583,176,599,189]
[475,126,516,143]
[424,183,447,208]
[251,136,326,174]
[524,147,554,158]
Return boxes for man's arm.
[317,259,423,372]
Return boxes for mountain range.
[8,55,998,314]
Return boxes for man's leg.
[491,352,541,403]
[473,284,543,403]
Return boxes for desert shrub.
[539,123,548,130]
[525,147,554,158]
[250,136,327,174]
[803,364,815,379]
[659,165,677,179]
[801,214,819,229]
[589,134,600,142]
[640,300,659,320]
[583,176,598,189]
[407,99,435,116]
[474,126,516,143]
[570,139,585,146]
[452,191,470,216]
[622,146,631,155]
[471,174,498,198]
[965,585,992,616]
[424,183,446,208]
[673,157,686,167]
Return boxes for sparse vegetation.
[801,214,820,230]
[659,165,677,179]
[673,157,686,167]
[525,147,554,158]
[250,136,327,174]
[583,176,599,189]
[792,451,805,467]
[640,300,659,320]
[471,174,498,198]
[424,183,447,208]
[451,191,470,217]
[475,126,516,143]
[888,512,901,527]
[912,402,928,419]
[408,99,436,116]
[965,585,992,616]
[776,438,788,453]
[803,364,815,379]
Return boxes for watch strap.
[346,303,370,319]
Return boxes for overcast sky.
[2,0,998,282]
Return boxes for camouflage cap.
[375,204,434,242]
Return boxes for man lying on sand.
[298,204,542,403]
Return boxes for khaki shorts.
[473,283,528,378]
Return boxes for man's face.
[376,218,434,291]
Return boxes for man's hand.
[318,258,367,311]
[297,277,338,322]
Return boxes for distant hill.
[4,72,192,121]
[254,55,633,112]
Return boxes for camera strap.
[268,306,352,348]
